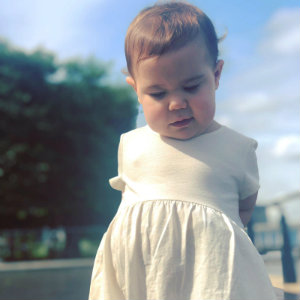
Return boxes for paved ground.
[263,251,300,299]
[0,256,299,300]
[0,259,94,300]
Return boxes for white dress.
[89,125,277,300]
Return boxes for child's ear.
[126,76,137,92]
[214,60,224,89]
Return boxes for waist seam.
[120,197,225,215]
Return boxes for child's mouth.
[170,117,193,127]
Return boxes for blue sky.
[0,0,299,222]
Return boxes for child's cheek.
[190,92,215,117]
[142,100,165,125]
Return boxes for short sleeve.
[109,135,125,192]
[239,139,260,200]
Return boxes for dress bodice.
[110,125,259,227]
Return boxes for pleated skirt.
[89,199,277,300]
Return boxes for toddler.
[89,2,278,299]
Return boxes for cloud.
[0,0,105,58]
[259,8,300,56]
[215,7,300,202]
[273,135,300,160]
[217,7,299,133]
[231,91,270,113]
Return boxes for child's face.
[127,39,224,140]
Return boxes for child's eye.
[184,84,200,93]
[149,92,166,99]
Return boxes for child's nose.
[169,96,187,111]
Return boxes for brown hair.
[125,1,221,77]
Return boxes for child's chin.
[162,130,199,141]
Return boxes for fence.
[1,192,299,284]
[0,225,106,261]
[248,191,300,283]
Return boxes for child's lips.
[170,117,193,127]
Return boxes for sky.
[0,0,299,222]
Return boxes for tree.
[0,39,138,229]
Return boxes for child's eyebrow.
[148,84,164,89]
[143,74,205,92]
[182,74,205,84]
[143,84,165,92]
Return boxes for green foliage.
[0,39,138,229]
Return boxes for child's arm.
[239,192,258,227]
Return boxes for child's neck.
[204,120,221,134]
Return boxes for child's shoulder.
[121,125,149,140]
[123,125,148,135]
[120,126,154,146]
[222,125,257,143]
[219,125,258,149]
